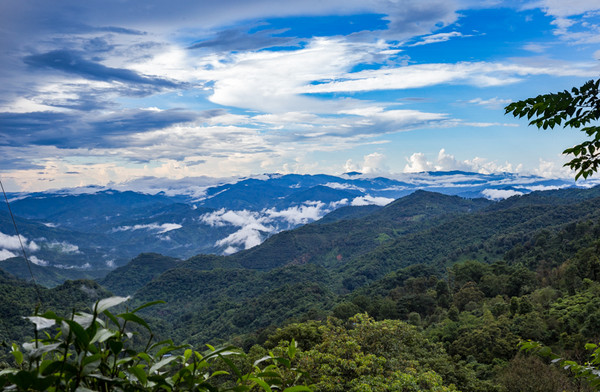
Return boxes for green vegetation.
[0,296,313,391]
[505,79,600,179]
[4,185,600,390]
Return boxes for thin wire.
[0,177,44,307]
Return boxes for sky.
[1,0,600,192]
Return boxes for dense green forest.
[3,186,600,390]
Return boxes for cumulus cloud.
[200,209,273,251]
[113,223,182,234]
[30,255,49,266]
[481,189,524,200]
[532,158,573,178]
[0,249,17,261]
[200,200,349,252]
[0,231,39,252]
[351,195,394,206]
[46,241,81,254]
[530,0,600,43]
[344,152,389,175]
[324,182,366,192]
[265,202,331,225]
[403,149,524,175]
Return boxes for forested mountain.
[3,185,600,390]
[0,172,577,279]
[82,189,600,352]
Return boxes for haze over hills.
[90,183,600,347]
[3,181,600,390]
[0,171,589,282]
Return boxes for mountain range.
[0,171,586,280]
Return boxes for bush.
[0,296,313,391]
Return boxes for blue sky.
[1,0,600,191]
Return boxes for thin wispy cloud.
[0,1,599,190]
[114,223,182,234]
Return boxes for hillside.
[0,272,112,360]
[4,185,600,390]
[0,171,578,276]
[110,186,600,349]
[230,191,493,270]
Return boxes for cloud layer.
[1,1,600,190]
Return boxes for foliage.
[6,186,600,389]
[270,314,463,392]
[498,354,582,392]
[520,339,600,390]
[0,296,313,392]
[505,79,600,179]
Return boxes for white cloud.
[197,38,382,113]
[481,189,524,200]
[200,209,270,229]
[46,241,81,254]
[403,149,524,175]
[525,184,569,191]
[530,1,600,42]
[468,97,513,109]
[344,152,389,174]
[522,43,548,53]
[30,255,49,266]
[351,195,394,206]
[223,246,239,255]
[0,231,39,252]
[201,209,273,250]
[113,223,182,234]
[404,152,433,173]
[200,200,350,252]
[411,31,468,46]
[303,61,599,94]
[266,202,329,225]
[0,249,17,261]
[324,182,366,192]
[532,157,573,178]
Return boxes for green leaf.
[11,349,23,365]
[248,376,273,392]
[64,319,90,349]
[219,354,243,380]
[131,300,165,314]
[288,339,297,359]
[283,386,313,392]
[109,339,123,355]
[117,312,152,332]
[149,355,179,374]
[129,365,148,385]
[102,309,120,328]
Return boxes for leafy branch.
[505,79,600,179]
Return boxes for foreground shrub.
[0,296,312,391]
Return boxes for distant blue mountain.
[0,171,584,280]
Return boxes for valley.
[2,179,600,390]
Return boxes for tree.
[506,79,600,391]
[505,79,600,179]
